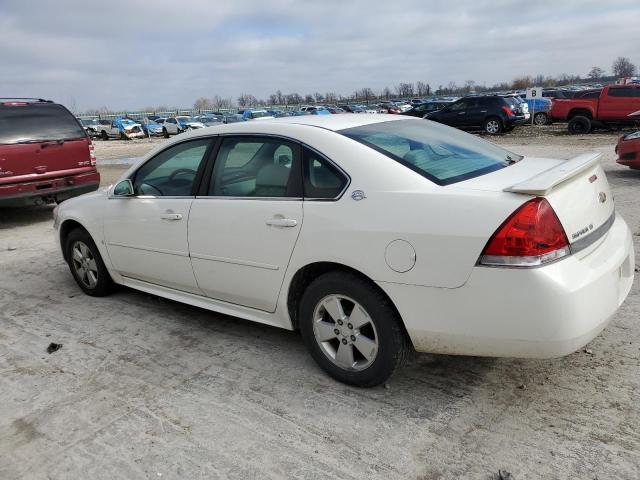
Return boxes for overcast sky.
[1,0,638,111]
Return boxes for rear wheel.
[65,228,114,297]
[568,115,592,134]
[483,117,503,135]
[534,112,549,125]
[299,272,410,387]
[100,130,108,141]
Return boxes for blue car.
[139,118,164,137]
[520,96,553,125]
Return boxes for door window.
[608,87,636,97]
[303,148,348,199]
[208,137,300,197]
[133,138,210,196]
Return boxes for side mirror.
[113,179,134,197]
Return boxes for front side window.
[303,148,348,199]
[340,120,520,186]
[608,87,636,97]
[133,139,210,196]
[208,137,300,198]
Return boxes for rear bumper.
[379,213,634,358]
[0,171,100,206]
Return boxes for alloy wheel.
[312,295,379,371]
[71,241,98,289]
[486,120,500,134]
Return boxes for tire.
[534,112,549,126]
[568,115,592,134]
[163,128,169,138]
[483,117,503,135]
[100,130,108,141]
[65,228,114,297]
[299,271,411,387]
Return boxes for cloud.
[0,0,638,111]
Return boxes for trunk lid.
[456,153,614,248]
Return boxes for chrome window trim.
[197,132,351,202]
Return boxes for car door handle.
[458,112,466,115]
[266,218,297,227]
[161,213,182,221]
[480,110,487,113]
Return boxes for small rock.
[584,348,593,355]
[384,383,390,390]
[498,469,514,480]
[518,384,526,390]
[46,343,62,354]
[7,245,17,251]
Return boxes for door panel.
[104,198,200,293]
[189,199,302,311]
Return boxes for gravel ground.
[0,125,639,479]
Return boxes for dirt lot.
[1,125,639,479]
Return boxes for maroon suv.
[0,99,100,206]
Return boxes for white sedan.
[54,115,634,387]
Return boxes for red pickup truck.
[550,84,640,134]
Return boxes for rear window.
[339,119,521,186]
[0,103,85,145]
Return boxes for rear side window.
[340,120,521,186]
[608,87,638,97]
[303,148,348,199]
[0,103,86,145]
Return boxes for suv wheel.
[568,115,591,134]
[483,117,503,135]
[533,112,549,125]
[299,272,411,387]
[65,228,114,297]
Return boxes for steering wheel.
[168,168,197,182]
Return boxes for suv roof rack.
[0,98,53,103]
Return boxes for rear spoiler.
[504,152,602,196]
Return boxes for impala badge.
[351,190,366,201]
[598,192,607,203]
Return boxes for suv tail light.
[479,198,570,267]
[88,140,96,166]
[501,105,515,117]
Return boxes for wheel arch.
[568,108,593,120]
[59,219,89,262]
[286,261,413,346]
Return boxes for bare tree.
[416,81,430,97]
[381,86,392,99]
[612,57,636,78]
[193,97,212,111]
[324,92,337,104]
[588,66,605,80]
[237,94,257,107]
[314,92,324,103]
[511,76,532,89]
[395,82,414,98]
[304,94,314,104]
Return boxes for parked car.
[139,118,165,137]
[401,101,453,118]
[0,98,99,206]
[266,109,290,118]
[425,95,524,134]
[550,84,640,134]
[156,117,186,136]
[517,96,553,125]
[176,116,206,130]
[325,107,345,114]
[222,113,245,123]
[78,118,102,137]
[615,129,640,169]
[241,109,275,121]
[97,117,145,140]
[54,115,633,387]
[338,105,365,113]
[500,95,530,122]
[196,114,224,126]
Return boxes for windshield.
[0,103,86,144]
[177,117,193,122]
[250,111,268,118]
[339,119,521,185]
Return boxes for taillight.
[88,140,96,166]
[501,105,514,116]
[479,198,570,267]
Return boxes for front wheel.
[568,115,592,134]
[65,228,114,297]
[163,128,169,138]
[483,117,503,135]
[534,112,549,125]
[299,272,411,387]
[101,130,108,141]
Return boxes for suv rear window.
[340,119,521,186]
[0,103,86,145]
